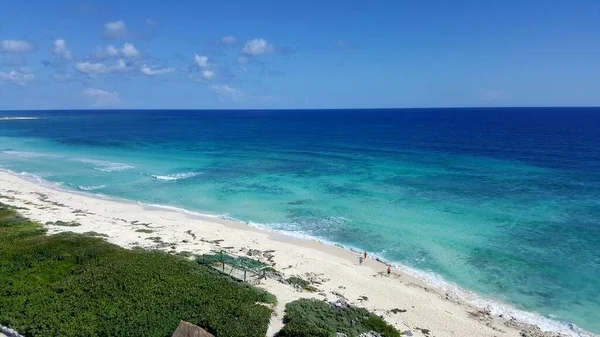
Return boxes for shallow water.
[0,108,599,333]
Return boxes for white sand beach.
[0,171,591,337]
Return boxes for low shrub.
[286,276,318,292]
[0,202,275,337]
[278,299,401,337]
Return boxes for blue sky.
[0,0,599,109]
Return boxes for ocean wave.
[78,185,106,191]
[18,171,53,178]
[18,171,55,185]
[151,172,202,181]
[2,150,62,158]
[75,158,134,172]
[0,116,39,120]
[0,169,61,188]
[138,202,227,219]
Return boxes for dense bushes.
[0,202,275,337]
[278,299,401,337]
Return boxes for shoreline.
[0,170,595,337]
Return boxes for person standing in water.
[363,251,368,259]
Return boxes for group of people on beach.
[358,251,392,276]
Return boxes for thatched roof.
[171,321,215,337]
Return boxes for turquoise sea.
[0,108,598,334]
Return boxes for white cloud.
[222,36,238,46]
[74,59,132,76]
[51,39,72,61]
[0,40,34,53]
[122,43,140,57]
[212,85,243,102]
[237,56,248,64]
[192,54,215,79]
[194,54,211,69]
[75,61,109,75]
[202,70,214,80]
[105,45,119,56]
[242,39,274,56]
[104,20,127,40]
[0,70,34,85]
[82,88,121,106]
[189,69,216,82]
[141,64,174,75]
[93,43,140,59]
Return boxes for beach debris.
[390,308,407,314]
[246,249,261,257]
[331,291,347,299]
[303,272,329,284]
[358,295,369,302]
[72,209,92,215]
[46,220,81,227]
[403,330,413,336]
[286,276,319,292]
[415,327,430,336]
[33,192,68,208]
[504,319,565,337]
[184,230,196,240]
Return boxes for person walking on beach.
[387,265,391,276]
[363,251,368,260]
[358,256,364,266]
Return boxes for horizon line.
[2,106,600,112]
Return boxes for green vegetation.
[278,299,401,337]
[82,231,109,237]
[45,220,81,227]
[0,202,276,337]
[176,250,194,258]
[286,276,318,292]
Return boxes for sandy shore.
[0,171,592,337]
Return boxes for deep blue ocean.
[0,108,599,334]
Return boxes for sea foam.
[2,150,62,158]
[151,172,202,181]
[75,158,134,172]
[78,185,106,191]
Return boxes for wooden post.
[221,251,225,272]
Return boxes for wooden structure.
[171,321,214,337]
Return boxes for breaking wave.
[151,172,202,181]
[75,158,134,172]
